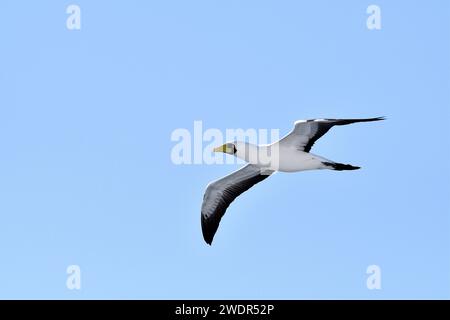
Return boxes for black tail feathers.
[322,162,360,171]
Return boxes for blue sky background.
[0,1,449,299]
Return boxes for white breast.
[235,142,329,172]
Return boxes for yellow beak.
[213,144,227,153]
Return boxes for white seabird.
[201,117,384,245]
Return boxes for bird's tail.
[322,161,360,171]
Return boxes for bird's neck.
[235,143,271,166]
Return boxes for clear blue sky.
[0,0,449,299]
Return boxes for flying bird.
[201,117,384,245]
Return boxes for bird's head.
[213,142,237,155]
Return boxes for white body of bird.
[233,141,331,172]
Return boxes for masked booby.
[201,117,384,245]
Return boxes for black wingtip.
[356,116,385,122]
[204,236,213,245]
[201,215,216,245]
[203,236,213,246]
[202,231,214,246]
[323,162,361,171]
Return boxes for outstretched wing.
[201,164,273,245]
[278,117,385,152]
